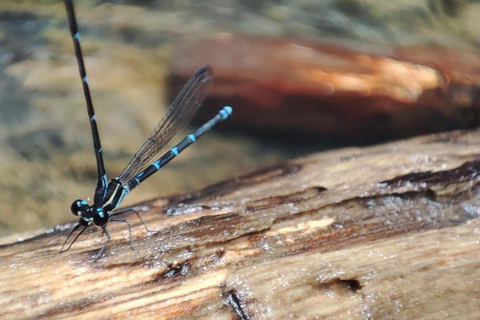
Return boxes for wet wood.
[169,35,480,143]
[1,128,480,319]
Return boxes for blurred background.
[0,0,479,236]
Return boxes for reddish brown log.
[168,35,480,142]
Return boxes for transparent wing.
[117,65,214,182]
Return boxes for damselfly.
[59,0,232,259]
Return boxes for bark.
[1,129,480,319]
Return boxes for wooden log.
[168,35,480,143]
[1,128,480,319]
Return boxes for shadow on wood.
[1,129,480,319]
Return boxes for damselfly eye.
[71,199,86,216]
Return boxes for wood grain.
[1,129,480,319]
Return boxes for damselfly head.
[71,199,92,226]
[71,199,88,216]
[71,200,109,227]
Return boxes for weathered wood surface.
[1,129,480,319]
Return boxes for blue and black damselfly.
[59,0,232,259]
